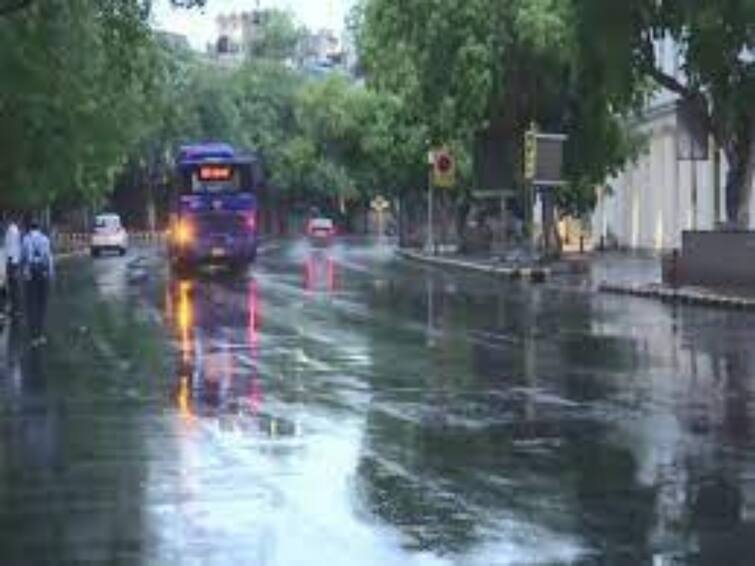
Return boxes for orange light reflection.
[178,281,193,364]
[177,375,193,421]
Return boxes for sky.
[153,0,354,50]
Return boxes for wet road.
[2,240,755,564]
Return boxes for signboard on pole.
[533,134,567,186]
[523,130,567,186]
[431,148,456,189]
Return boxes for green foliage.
[132,51,418,208]
[249,9,301,61]
[0,0,167,208]
[358,0,638,216]
[0,1,435,215]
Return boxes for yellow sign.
[524,130,537,180]
[371,195,390,212]
[432,148,456,189]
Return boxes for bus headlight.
[175,219,194,245]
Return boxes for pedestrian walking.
[4,215,22,316]
[21,219,54,346]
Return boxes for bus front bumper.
[172,236,258,264]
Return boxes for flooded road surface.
[2,240,755,564]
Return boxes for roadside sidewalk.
[591,252,755,310]
[398,248,755,310]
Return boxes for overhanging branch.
[644,63,695,99]
[638,34,718,140]
[638,33,695,99]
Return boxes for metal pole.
[713,138,721,226]
[601,187,608,250]
[526,182,535,252]
[427,169,435,255]
[691,159,698,230]
[426,277,435,347]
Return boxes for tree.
[288,75,431,214]
[357,0,637,249]
[572,0,755,227]
[0,0,164,209]
[249,9,301,61]
[0,0,207,17]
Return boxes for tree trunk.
[541,190,561,259]
[146,183,156,232]
[724,119,755,228]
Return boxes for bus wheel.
[171,257,192,276]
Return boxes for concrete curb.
[398,249,550,282]
[599,282,755,311]
[53,231,167,259]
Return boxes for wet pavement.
[2,240,755,564]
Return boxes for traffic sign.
[371,195,390,212]
[432,148,456,189]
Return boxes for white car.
[91,214,128,256]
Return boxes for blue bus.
[169,143,262,269]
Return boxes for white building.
[297,29,342,67]
[590,38,755,252]
[209,11,266,64]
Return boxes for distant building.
[296,29,345,73]
[206,10,355,76]
[209,10,269,64]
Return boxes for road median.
[398,249,550,282]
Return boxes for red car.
[307,218,336,244]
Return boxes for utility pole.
[426,147,455,254]
[690,159,698,230]
[426,149,435,254]
[713,136,721,226]
[427,165,435,255]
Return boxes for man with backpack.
[21,219,54,346]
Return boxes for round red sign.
[437,154,452,172]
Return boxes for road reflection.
[303,248,339,296]
[358,266,755,562]
[0,284,152,564]
[165,274,291,437]
[0,320,58,468]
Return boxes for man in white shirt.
[21,219,54,345]
[4,216,22,316]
